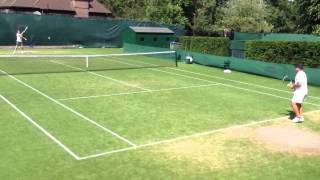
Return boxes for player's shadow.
[287,111,295,120]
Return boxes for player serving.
[288,64,308,123]
[13,26,28,54]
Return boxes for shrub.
[179,36,230,56]
[246,41,320,67]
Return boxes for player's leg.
[298,104,304,122]
[292,102,300,118]
[291,92,305,123]
[13,42,18,54]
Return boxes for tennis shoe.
[299,116,304,122]
[292,117,301,123]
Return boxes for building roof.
[90,0,110,14]
[129,26,175,34]
[0,0,112,15]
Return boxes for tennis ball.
[48,37,51,40]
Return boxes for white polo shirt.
[16,33,22,42]
[294,71,308,95]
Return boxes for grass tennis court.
[1,48,320,179]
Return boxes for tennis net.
[0,51,177,75]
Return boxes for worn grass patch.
[153,111,320,172]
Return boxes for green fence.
[234,32,320,42]
[123,43,320,86]
[177,50,320,86]
[263,33,320,42]
[0,12,185,47]
[123,43,171,53]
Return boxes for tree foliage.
[145,0,187,25]
[295,0,320,33]
[98,0,319,35]
[266,0,297,33]
[215,0,273,33]
[100,0,145,19]
[246,40,320,66]
[180,36,230,56]
[313,25,320,36]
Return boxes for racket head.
[17,25,28,33]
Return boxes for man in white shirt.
[290,64,308,123]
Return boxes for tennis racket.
[18,25,28,34]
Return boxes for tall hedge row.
[180,36,230,56]
[246,41,320,67]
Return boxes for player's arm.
[293,82,301,88]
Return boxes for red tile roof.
[0,0,112,15]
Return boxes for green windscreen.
[177,50,320,86]
[0,12,185,47]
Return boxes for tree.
[98,0,145,19]
[295,0,320,33]
[313,25,320,36]
[181,0,222,36]
[266,0,297,33]
[215,0,273,32]
[145,0,188,25]
[193,0,218,35]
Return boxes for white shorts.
[292,92,307,104]
[16,41,23,46]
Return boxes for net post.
[174,51,178,67]
[86,56,89,69]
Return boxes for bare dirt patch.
[255,126,320,155]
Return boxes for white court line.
[0,94,80,160]
[107,57,320,107]
[0,69,137,147]
[78,109,320,160]
[170,68,320,100]
[151,68,320,107]
[51,61,149,91]
[58,83,219,101]
[111,56,319,101]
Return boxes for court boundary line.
[2,57,318,160]
[0,94,81,160]
[0,69,137,147]
[78,109,320,160]
[169,67,320,100]
[58,83,219,101]
[110,56,319,100]
[107,57,320,107]
[50,61,149,91]
[153,68,320,107]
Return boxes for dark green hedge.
[246,41,320,67]
[180,36,230,56]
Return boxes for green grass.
[0,48,122,55]
[0,48,319,180]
